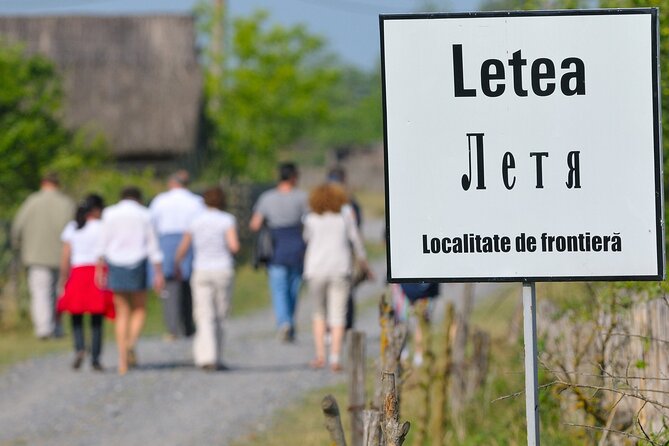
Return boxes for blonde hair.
[309,183,348,215]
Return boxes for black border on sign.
[380,8,665,284]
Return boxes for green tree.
[304,64,383,157]
[0,43,106,217]
[198,6,341,181]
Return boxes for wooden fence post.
[374,292,393,410]
[450,283,474,440]
[381,372,410,446]
[348,330,366,446]
[362,410,382,446]
[470,330,490,392]
[412,299,433,446]
[322,394,348,446]
[430,302,455,446]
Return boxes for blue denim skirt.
[107,259,148,292]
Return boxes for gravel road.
[0,263,388,446]
[0,223,511,446]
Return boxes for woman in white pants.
[175,186,239,371]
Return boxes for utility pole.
[209,0,225,113]
[211,0,224,76]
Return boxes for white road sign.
[381,9,664,282]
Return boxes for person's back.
[63,219,104,268]
[190,208,236,272]
[150,187,204,236]
[100,199,157,266]
[96,186,164,376]
[13,187,74,268]
[255,188,308,229]
[175,185,239,370]
[249,162,308,342]
[303,210,365,279]
[11,173,75,338]
[255,187,308,267]
[149,171,204,339]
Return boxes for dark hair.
[120,186,143,202]
[279,162,298,182]
[327,165,346,184]
[203,186,226,210]
[169,169,190,186]
[74,204,88,230]
[86,194,104,211]
[75,193,105,229]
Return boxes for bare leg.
[128,291,147,351]
[114,293,131,375]
[312,317,327,367]
[414,322,424,355]
[330,325,346,370]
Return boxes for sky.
[0,0,482,69]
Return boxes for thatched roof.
[0,15,202,158]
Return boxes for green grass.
[229,264,271,317]
[0,322,71,371]
[232,283,591,446]
[356,190,386,220]
[231,382,351,446]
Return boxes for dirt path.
[0,263,389,446]
[0,244,510,446]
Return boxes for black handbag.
[253,225,274,269]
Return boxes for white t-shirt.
[189,208,237,272]
[61,219,104,267]
[97,199,163,266]
[150,188,205,235]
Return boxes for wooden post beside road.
[348,330,366,446]
[322,394,347,446]
[380,372,410,446]
[362,410,382,446]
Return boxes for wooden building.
[0,15,202,163]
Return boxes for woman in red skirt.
[57,194,114,371]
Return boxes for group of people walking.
[11,162,372,375]
[250,163,371,371]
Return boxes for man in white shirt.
[150,170,205,339]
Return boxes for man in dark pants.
[150,170,204,339]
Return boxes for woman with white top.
[303,183,370,372]
[57,194,114,371]
[175,186,240,371]
[96,186,165,376]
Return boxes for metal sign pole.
[523,282,540,445]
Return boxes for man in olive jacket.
[11,173,75,338]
